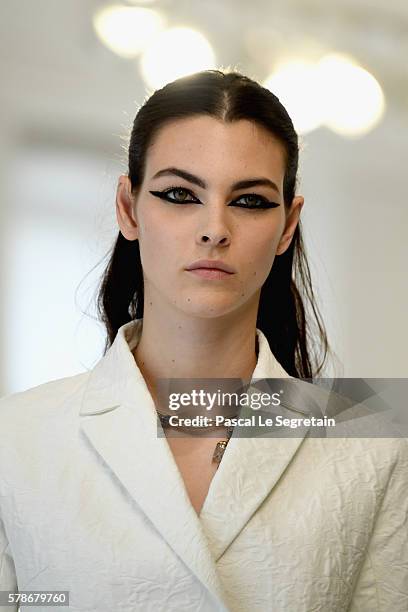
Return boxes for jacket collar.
[79,319,311,607]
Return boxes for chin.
[179,296,248,319]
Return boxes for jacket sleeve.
[0,514,18,612]
[348,439,408,611]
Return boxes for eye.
[232,194,280,209]
[149,187,198,204]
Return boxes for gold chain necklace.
[157,412,235,467]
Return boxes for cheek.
[139,238,165,279]
[244,225,283,280]
[137,210,182,278]
[138,205,190,254]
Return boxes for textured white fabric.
[0,319,407,611]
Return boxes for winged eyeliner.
[148,187,280,209]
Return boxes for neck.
[133,297,260,403]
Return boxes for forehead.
[144,116,286,182]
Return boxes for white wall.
[1,142,121,395]
[300,108,408,377]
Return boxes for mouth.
[185,259,235,275]
[186,268,234,280]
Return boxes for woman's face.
[116,115,304,319]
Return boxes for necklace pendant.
[212,440,228,465]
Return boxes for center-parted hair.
[97,69,332,379]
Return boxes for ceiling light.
[317,54,386,137]
[264,60,324,135]
[93,5,165,58]
[140,27,216,90]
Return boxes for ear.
[276,196,304,256]
[116,174,139,241]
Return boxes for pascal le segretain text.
[164,414,336,429]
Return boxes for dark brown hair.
[97,69,332,379]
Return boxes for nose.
[195,206,232,247]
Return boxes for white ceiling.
[0,0,407,153]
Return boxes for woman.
[0,70,407,612]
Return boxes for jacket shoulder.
[0,371,90,425]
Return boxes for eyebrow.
[151,166,281,196]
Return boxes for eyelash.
[148,186,280,209]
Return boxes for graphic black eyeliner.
[148,187,280,209]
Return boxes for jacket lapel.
[79,320,229,610]
[199,329,313,560]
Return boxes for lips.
[187,268,233,280]
[185,259,235,274]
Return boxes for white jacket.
[0,319,407,611]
